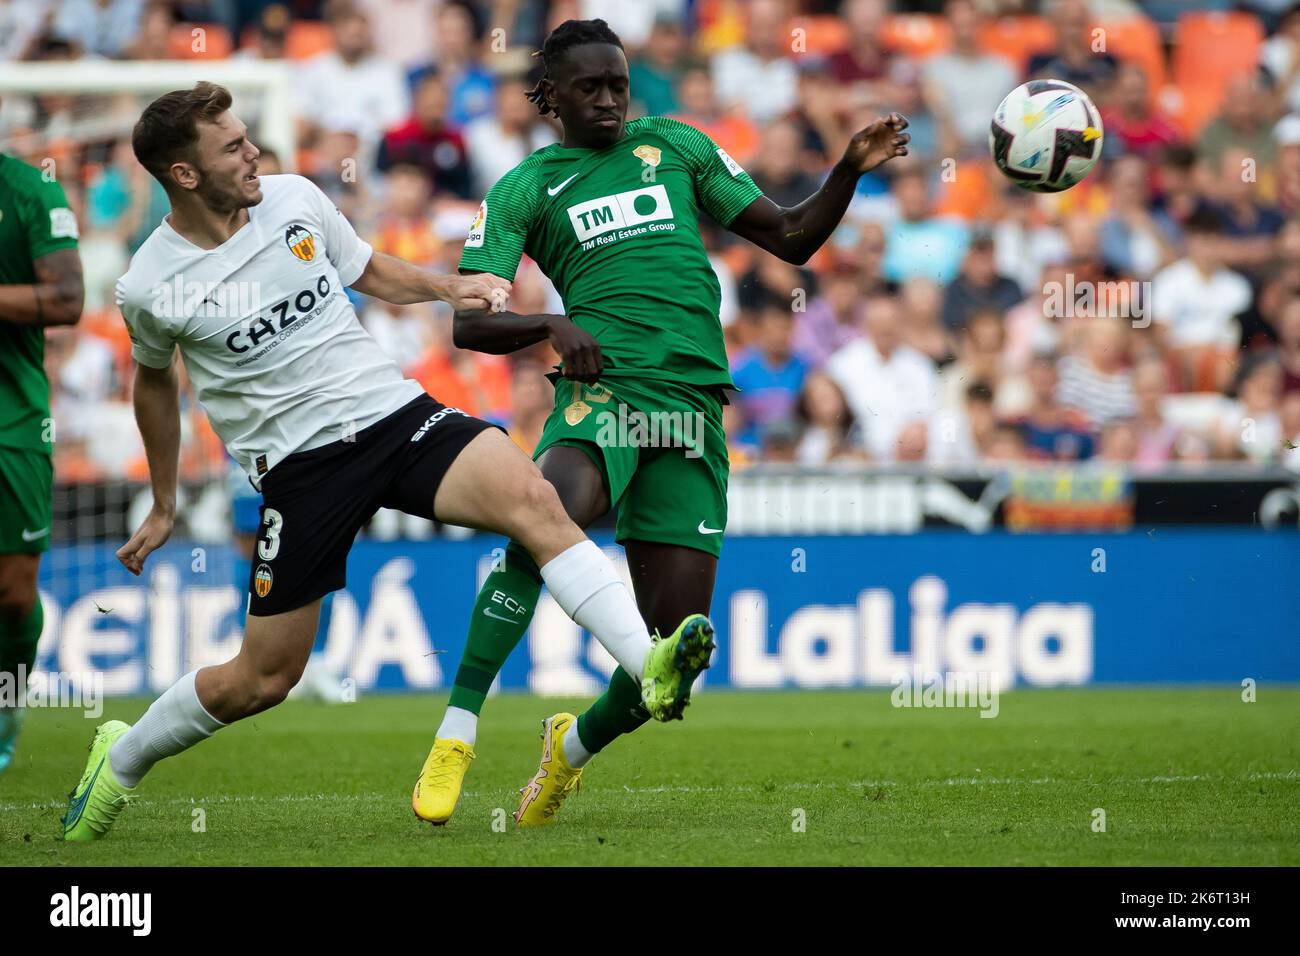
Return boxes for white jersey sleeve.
[115,276,175,369]
[299,177,373,286]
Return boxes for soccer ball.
[989,80,1104,193]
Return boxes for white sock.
[540,541,651,680]
[108,669,225,788]
[561,721,592,769]
[436,706,478,746]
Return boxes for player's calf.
[201,658,303,720]
[195,599,321,722]
[0,556,43,775]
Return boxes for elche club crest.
[633,145,661,167]
[285,224,315,261]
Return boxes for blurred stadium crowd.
[5,0,1300,484]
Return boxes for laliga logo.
[285,224,315,262]
[729,576,1093,689]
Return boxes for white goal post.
[0,60,298,167]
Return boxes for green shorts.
[534,376,729,558]
[0,447,53,554]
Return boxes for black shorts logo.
[254,563,274,598]
[410,406,466,442]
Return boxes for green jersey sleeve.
[458,164,543,281]
[644,117,763,227]
[20,173,79,259]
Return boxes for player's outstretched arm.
[117,359,180,576]
[728,112,910,266]
[452,276,604,382]
[350,251,513,311]
[0,249,84,326]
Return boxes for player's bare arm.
[0,248,84,325]
[728,113,910,266]
[350,251,512,312]
[116,358,181,576]
[452,281,604,383]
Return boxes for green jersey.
[459,116,762,389]
[0,154,79,454]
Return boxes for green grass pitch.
[2,688,1297,866]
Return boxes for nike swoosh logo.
[64,756,104,830]
[547,173,580,197]
[482,607,524,623]
[697,521,724,535]
[21,526,50,542]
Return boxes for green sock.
[576,666,649,754]
[448,541,541,715]
[0,594,43,685]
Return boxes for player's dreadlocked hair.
[524,18,624,117]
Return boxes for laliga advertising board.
[33,531,1300,696]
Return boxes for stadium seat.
[881,14,952,60]
[1099,16,1167,92]
[978,15,1056,73]
[169,23,233,60]
[1170,11,1264,134]
[286,21,334,60]
[1161,84,1223,138]
[788,15,850,56]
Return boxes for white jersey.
[116,174,424,487]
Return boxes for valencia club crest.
[285,224,315,262]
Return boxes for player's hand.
[443,273,512,313]
[117,504,175,576]
[843,112,910,174]
[546,316,603,383]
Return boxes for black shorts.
[247,394,496,617]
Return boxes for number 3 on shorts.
[258,508,284,561]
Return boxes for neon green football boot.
[62,720,135,842]
[640,613,716,722]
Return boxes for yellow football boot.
[514,713,582,827]
[412,737,475,824]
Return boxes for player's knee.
[509,476,573,542]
